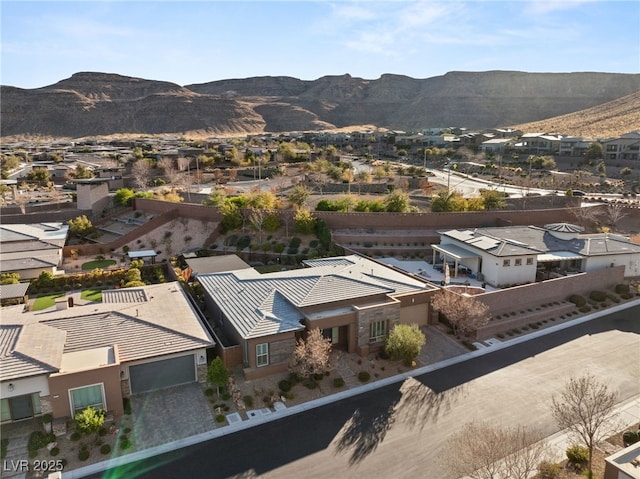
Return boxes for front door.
[10,395,33,421]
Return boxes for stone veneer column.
[120,379,131,398]
[356,302,401,352]
[40,396,53,415]
[197,363,208,383]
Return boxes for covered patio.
[431,243,480,279]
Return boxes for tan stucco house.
[0,282,214,425]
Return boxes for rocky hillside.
[510,90,640,138]
[1,71,639,138]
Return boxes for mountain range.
[1,71,639,139]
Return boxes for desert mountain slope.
[2,71,639,138]
[510,90,640,138]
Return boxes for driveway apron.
[129,382,214,450]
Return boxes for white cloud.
[523,0,598,15]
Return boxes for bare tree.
[551,373,618,479]
[430,289,490,336]
[159,157,180,187]
[443,421,548,479]
[571,206,599,228]
[604,203,627,229]
[14,193,28,215]
[130,159,152,190]
[288,328,331,379]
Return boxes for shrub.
[566,444,589,468]
[237,235,251,250]
[357,371,371,382]
[78,448,90,461]
[538,460,561,479]
[579,305,592,313]
[119,436,132,450]
[123,397,132,415]
[615,283,630,294]
[70,431,81,441]
[333,377,345,388]
[243,395,254,408]
[589,290,607,302]
[215,414,226,423]
[569,294,586,307]
[221,392,231,401]
[313,373,324,381]
[621,292,633,300]
[609,294,621,303]
[98,427,107,437]
[50,447,60,456]
[303,379,318,389]
[42,413,53,424]
[100,444,111,455]
[623,430,640,446]
[278,380,292,392]
[205,388,214,397]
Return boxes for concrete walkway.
[65,298,640,479]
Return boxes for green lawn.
[81,289,103,303]
[32,293,65,311]
[81,259,117,271]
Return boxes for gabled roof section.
[1,283,214,378]
[0,322,66,381]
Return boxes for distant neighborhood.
[1,124,639,478]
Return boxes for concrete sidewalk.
[66,298,640,479]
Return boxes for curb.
[66,298,640,478]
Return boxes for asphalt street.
[91,305,640,479]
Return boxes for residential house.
[480,138,512,154]
[0,282,214,425]
[516,133,561,155]
[558,136,591,157]
[602,131,640,162]
[198,255,437,379]
[432,223,640,287]
[0,223,68,280]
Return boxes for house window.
[515,258,522,266]
[256,343,269,367]
[526,258,534,265]
[370,320,387,343]
[69,384,105,415]
[503,259,511,267]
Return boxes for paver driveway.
[129,382,214,450]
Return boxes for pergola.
[127,249,158,264]
[431,243,479,278]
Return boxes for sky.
[1,0,639,89]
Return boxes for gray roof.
[0,257,58,272]
[441,225,640,258]
[199,255,431,340]
[186,255,251,275]
[0,283,30,300]
[0,282,214,381]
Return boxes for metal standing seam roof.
[198,255,431,340]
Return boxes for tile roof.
[0,283,30,300]
[198,255,432,340]
[0,322,67,381]
[0,282,214,381]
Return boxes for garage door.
[129,355,195,394]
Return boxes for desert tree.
[605,203,627,229]
[430,289,490,336]
[551,372,618,479]
[287,184,311,209]
[207,357,229,399]
[289,328,331,379]
[130,159,152,190]
[158,157,180,187]
[571,205,599,228]
[68,215,96,239]
[355,170,371,195]
[443,421,548,479]
[385,324,426,365]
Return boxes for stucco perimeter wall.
[477,266,626,316]
[133,198,222,222]
[314,208,577,231]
